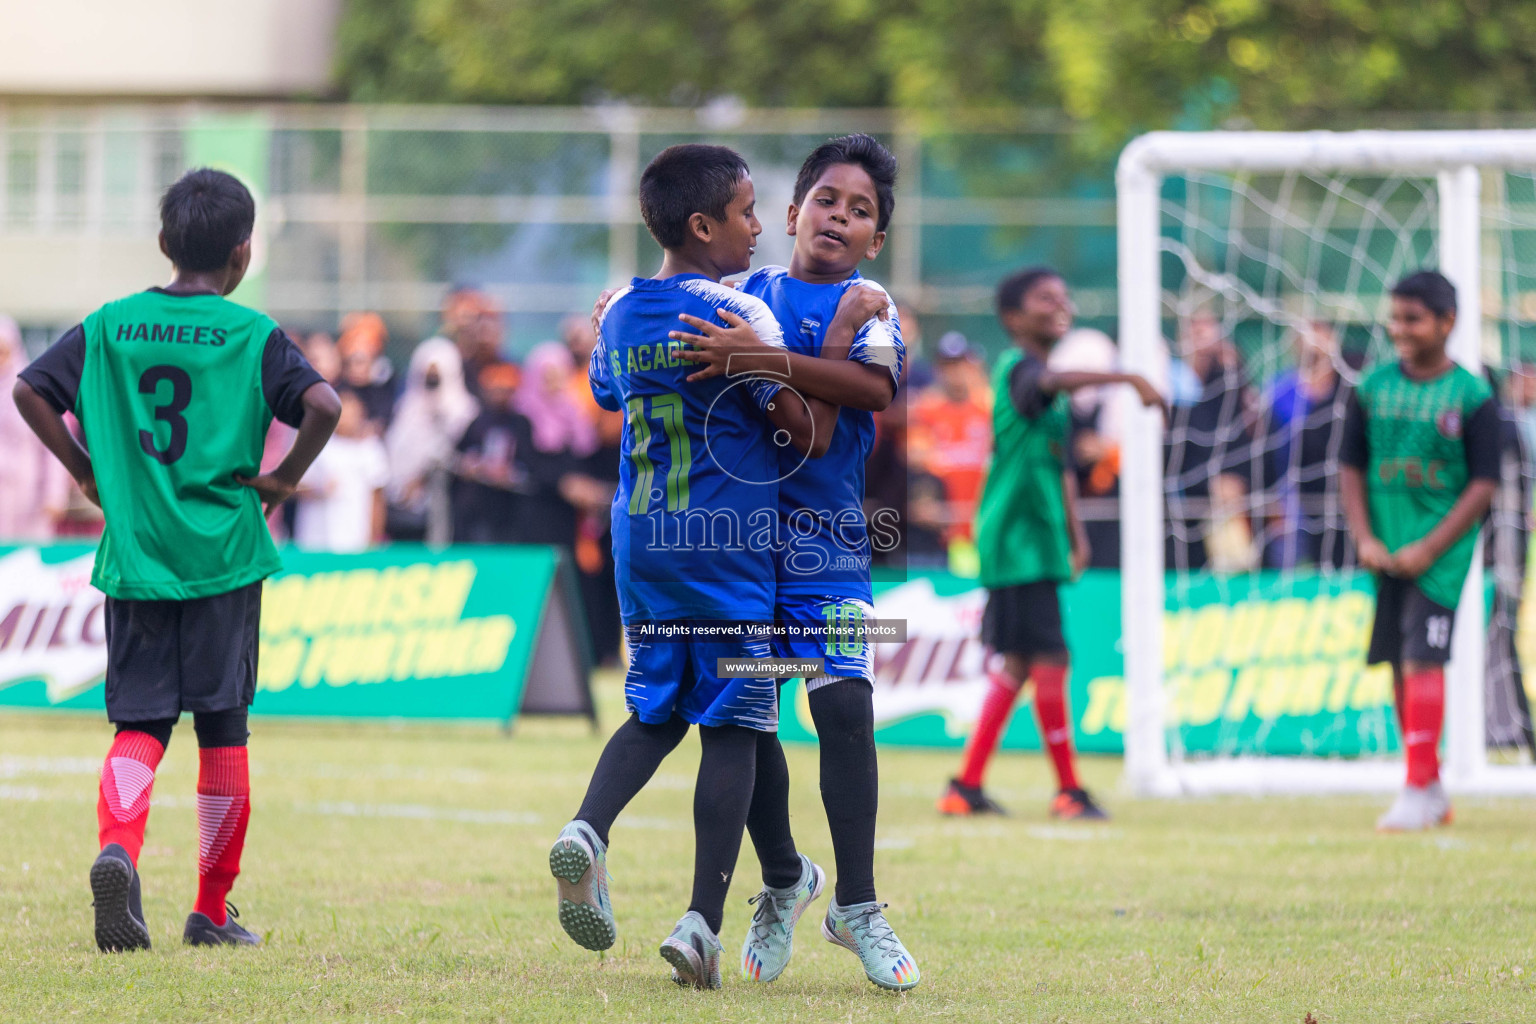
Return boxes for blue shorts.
[623,623,780,732]
[775,594,876,687]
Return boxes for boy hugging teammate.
[549,144,831,989]
[13,170,340,951]
[1340,270,1500,832]
[671,135,919,990]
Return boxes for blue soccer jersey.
[738,266,903,605]
[591,274,789,623]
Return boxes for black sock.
[574,713,689,846]
[745,729,802,890]
[686,724,758,934]
[808,679,878,905]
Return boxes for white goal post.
[1117,130,1536,797]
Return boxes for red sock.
[98,731,165,866]
[1402,668,1445,787]
[958,671,1021,788]
[1032,663,1080,791]
[194,747,251,926]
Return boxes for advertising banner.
[0,545,591,722]
[780,569,1413,756]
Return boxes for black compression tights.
[808,679,878,906]
[114,708,250,750]
[574,713,690,846]
[686,724,758,934]
[745,730,802,890]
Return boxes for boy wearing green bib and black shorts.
[1340,270,1499,832]
[939,267,1163,820]
[14,169,341,951]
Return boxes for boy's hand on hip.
[236,473,298,518]
[1390,541,1434,579]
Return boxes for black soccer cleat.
[937,778,1008,816]
[1050,787,1109,821]
[184,904,263,947]
[91,844,151,953]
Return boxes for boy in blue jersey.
[549,144,835,990]
[668,135,919,991]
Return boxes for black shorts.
[103,581,262,722]
[981,581,1067,659]
[1367,575,1456,666]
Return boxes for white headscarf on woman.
[384,337,479,505]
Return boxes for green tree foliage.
[336,0,1536,136]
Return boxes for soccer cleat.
[659,910,723,990]
[1050,787,1109,821]
[1377,783,1454,832]
[549,820,615,951]
[937,778,1007,816]
[184,904,262,946]
[821,900,921,991]
[1427,780,1454,825]
[90,843,151,953]
[741,854,826,983]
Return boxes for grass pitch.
[1,676,1533,1023]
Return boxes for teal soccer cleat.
[741,854,825,982]
[549,820,616,951]
[660,910,723,989]
[822,899,921,990]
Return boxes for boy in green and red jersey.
[13,168,341,951]
[1340,270,1500,832]
[938,267,1162,820]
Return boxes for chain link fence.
[0,103,1118,360]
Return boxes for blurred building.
[0,0,341,340]
[0,1,341,98]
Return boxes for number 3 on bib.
[138,364,193,465]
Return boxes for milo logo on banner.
[0,548,105,705]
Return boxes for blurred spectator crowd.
[5,293,1535,667]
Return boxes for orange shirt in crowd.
[569,375,624,448]
[909,388,992,541]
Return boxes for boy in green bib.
[938,267,1163,821]
[1340,270,1500,832]
[13,168,341,951]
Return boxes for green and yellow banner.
[0,545,589,722]
[778,569,1521,756]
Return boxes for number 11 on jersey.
[627,393,691,514]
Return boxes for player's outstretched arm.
[238,381,342,516]
[672,310,896,411]
[12,379,97,505]
[1039,369,1168,418]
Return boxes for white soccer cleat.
[1376,783,1453,833]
